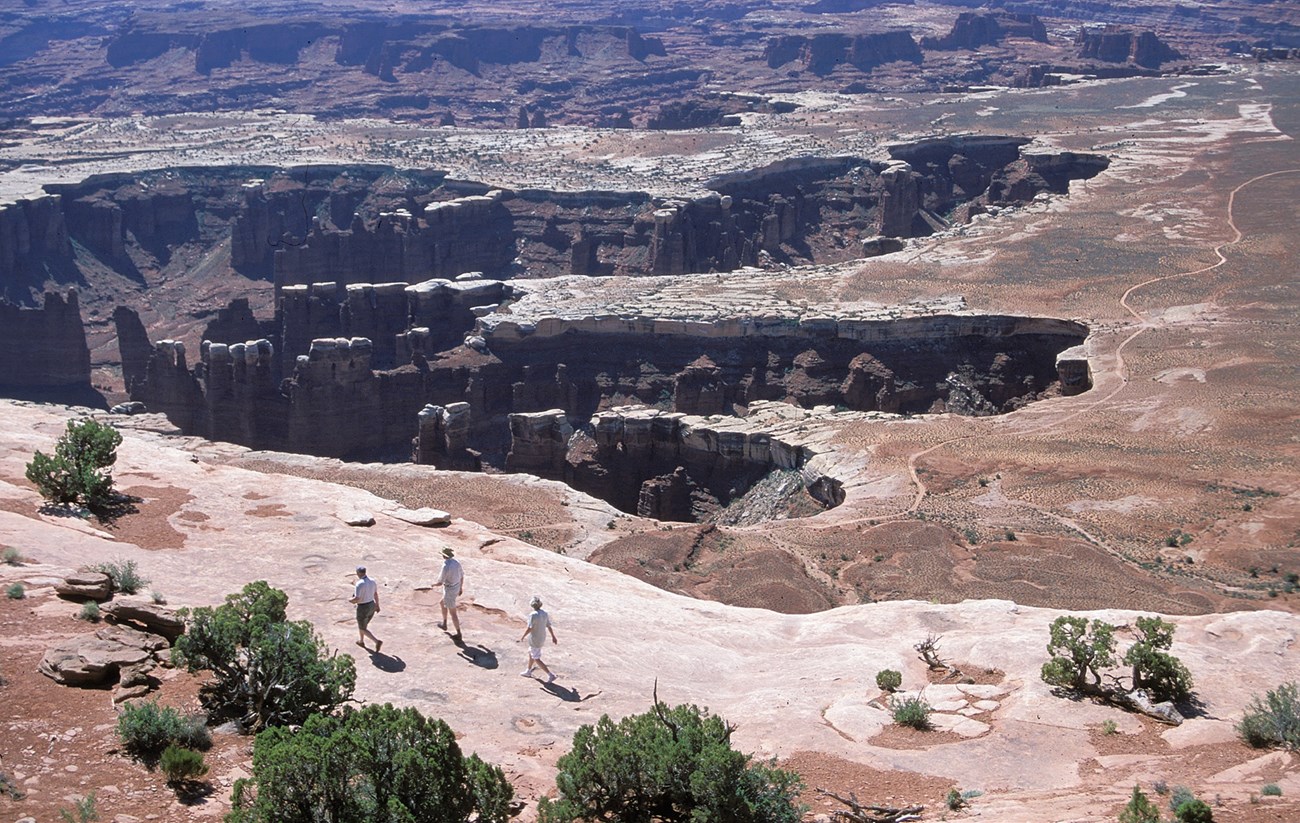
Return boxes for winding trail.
[904,166,1300,514]
[804,168,1300,548]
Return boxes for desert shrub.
[875,669,902,692]
[58,792,98,823]
[1123,616,1193,703]
[889,694,932,730]
[117,700,211,764]
[945,788,981,810]
[227,703,513,823]
[0,770,24,800]
[1260,783,1281,796]
[1041,616,1116,693]
[1173,798,1214,823]
[6,582,25,599]
[1101,719,1119,736]
[538,701,804,823]
[1237,681,1300,750]
[151,590,166,604]
[89,559,147,595]
[78,601,100,622]
[173,580,355,732]
[1,547,20,565]
[1119,785,1161,823]
[1169,786,1196,811]
[160,745,208,786]
[25,418,122,510]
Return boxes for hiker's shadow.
[369,652,406,673]
[458,643,498,670]
[542,682,601,703]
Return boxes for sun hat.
[442,547,455,558]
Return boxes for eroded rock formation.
[0,196,73,302]
[764,32,923,75]
[1076,26,1183,68]
[923,12,1049,51]
[0,289,94,401]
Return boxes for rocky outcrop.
[0,195,73,301]
[0,288,92,393]
[130,296,1090,463]
[1077,26,1182,68]
[100,600,187,642]
[413,402,478,469]
[572,405,811,520]
[113,306,153,397]
[48,175,200,260]
[39,623,169,690]
[921,13,1047,50]
[269,191,515,289]
[54,571,114,602]
[135,341,205,431]
[284,337,386,457]
[764,32,921,75]
[506,409,573,476]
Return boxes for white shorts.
[442,588,459,609]
[528,645,545,660]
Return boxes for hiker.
[519,594,558,682]
[350,565,382,653]
[436,546,464,640]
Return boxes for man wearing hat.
[349,565,382,653]
[435,546,464,640]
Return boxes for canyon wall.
[0,196,74,304]
[133,298,1089,461]
[764,31,923,75]
[3,144,1109,307]
[0,289,92,394]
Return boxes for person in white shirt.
[518,595,558,682]
[436,547,464,640]
[349,565,381,653]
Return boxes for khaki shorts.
[356,601,377,630]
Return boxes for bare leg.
[533,658,555,682]
[438,604,448,630]
[448,607,461,636]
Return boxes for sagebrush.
[1237,681,1300,751]
[117,700,210,764]
[160,745,208,787]
[89,559,147,595]
[889,694,932,730]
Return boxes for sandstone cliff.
[0,289,93,400]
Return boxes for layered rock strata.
[0,196,73,302]
[1,146,1107,318]
[131,304,1089,467]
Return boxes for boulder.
[54,571,113,601]
[95,622,170,653]
[100,601,186,641]
[39,637,154,687]
[339,509,376,527]
[387,507,452,527]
